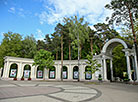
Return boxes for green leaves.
[64,16,89,49]
[21,35,37,58]
[85,53,101,74]
[105,0,138,27]
[33,49,54,70]
[0,32,22,67]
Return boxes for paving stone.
[0,95,62,102]
[49,92,96,102]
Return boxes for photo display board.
[86,71,92,79]
[63,71,67,79]
[73,71,78,79]
[24,70,30,78]
[50,71,55,78]
[37,70,43,78]
[10,69,17,77]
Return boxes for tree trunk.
[69,40,71,60]
[61,35,63,81]
[80,45,82,59]
[128,7,138,81]
[90,37,93,54]
[56,51,58,60]
[128,8,138,61]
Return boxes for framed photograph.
[74,71,78,79]
[10,69,17,77]
[37,70,43,78]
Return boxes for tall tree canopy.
[0,32,22,67]
[105,0,138,61]
[21,35,37,58]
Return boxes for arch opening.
[63,66,68,79]
[49,66,56,79]
[73,66,79,79]
[102,38,133,82]
[85,66,92,80]
[36,66,43,78]
[9,63,18,78]
[23,64,31,78]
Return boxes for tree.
[54,23,65,81]
[88,27,96,54]
[36,40,46,50]
[94,23,119,44]
[85,52,101,75]
[112,44,127,79]
[64,16,89,58]
[50,33,61,60]
[33,49,54,79]
[21,35,37,58]
[0,32,22,67]
[105,0,138,62]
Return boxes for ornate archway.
[101,38,138,81]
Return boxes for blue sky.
[0,0,112,43]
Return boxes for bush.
[13,77,17,80]
[98,74,102,81]
[28,77,31,80]
[123,73,130,82]
[21,76,24,80]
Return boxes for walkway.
[0,80,138,102]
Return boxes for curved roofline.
[102,38,128,53]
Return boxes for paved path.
[0,80,137,102]
[0,80,101,102]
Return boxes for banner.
[10,69,17,77]
[24,70,30,78]
[74,71,78,79]
[50,71,55,78]
[86,71,92,79]
[63,71,67,79]
[38,70,43,78]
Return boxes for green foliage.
[98,74,102,81]
[64,16,89,54]
[0,32,22,67]
[33,49,54,70]
[112,44,127,79]
[37,40,46,50]
[21,35,37,58]
[123,73,130,82]
[85,53,101,74]
[105,0,138,27]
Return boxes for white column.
[43,68,47,80]
[34,66,37,79]
[17,62,22,79]
[103,59,107,81]
[110,59,114,81]
[45,68,49,80]
[20,63,24,78]
[68,64,72,80]
[126,56,132,81]
[2,62,7,78]
[134,55,138,82]
[56,64,61,80]
[31,65,35,80]
[80,64,85,81]
[5,61,10,78]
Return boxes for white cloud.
[35,29,45,41]
[8,7,15,14]
[39,0,112,25]
[0,32,4,36]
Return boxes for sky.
[0,0,112,43]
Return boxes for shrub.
[13,77,17,80]
[21,76,24,80]
[98,74,102,81]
